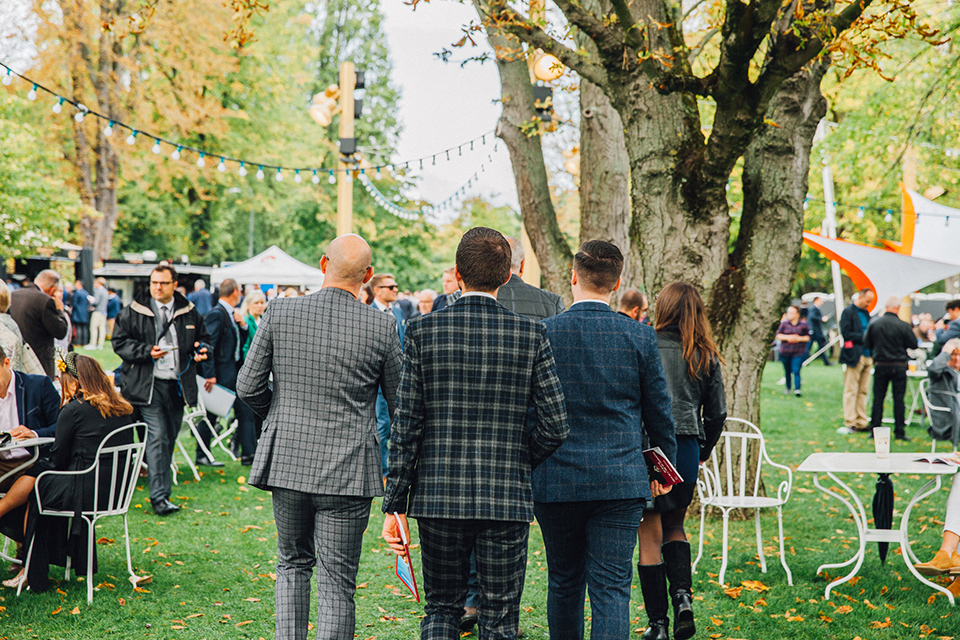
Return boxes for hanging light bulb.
[256,166,265,180]
[74,105,87,122]
[27,84,37,100]
[294,170,302,183]
[171,146,182,160]
[217,158,226,172]
[328,172,336,184]
[375,170,382,180]
[196,153,206,168]
[125,131,138,146]
[312,170,320,184]
[52,98,64,114]
[103,121,114,137]
[152,140,161,154]
[857,207,865,219]
[2,70,12,86]
[345,172,353,183]
[275,168,284,181]
[238,162,248,177]
[885,211,893,222]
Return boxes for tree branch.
[552,0,624,59]
[608,0,646,52]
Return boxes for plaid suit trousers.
[417,519,529,640]
[271,489,371,640]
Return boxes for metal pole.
[249,208,254,258]
[337,61,356,236]
[817,120,846,315]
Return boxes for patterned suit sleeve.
[527,329,569,468]
[236,305,274,418]
[381,325,424,514]
[640,335,678,466]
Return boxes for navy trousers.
[534,499,644,640]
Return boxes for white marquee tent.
[211,245,324,288]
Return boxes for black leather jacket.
[864,311,917,365]
[656,328,727,461]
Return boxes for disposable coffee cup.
[873,427,891,459]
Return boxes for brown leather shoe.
[915,550,960,576]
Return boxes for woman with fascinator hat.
[2,351,135,592]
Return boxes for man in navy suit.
[382,227,569,640]
[199,278,253,466]
[370,273,406,478]
[536,240,677,640]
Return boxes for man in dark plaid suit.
[237,234,402,640]
[382,227,569,640]
[536,240,677,640]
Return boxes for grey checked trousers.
[271,489,372,640]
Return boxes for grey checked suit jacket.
[237,287,402,497]
[382,295,569,522]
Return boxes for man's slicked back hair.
[573,240,623,293]
[455,227,511,291]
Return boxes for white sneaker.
[836,426,854,435]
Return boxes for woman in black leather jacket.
[636,282,727,640]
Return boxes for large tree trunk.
[473,0,573,301]
[713,61,829,424]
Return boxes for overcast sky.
[382,0,519,210]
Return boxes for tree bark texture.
[473,0,573,301]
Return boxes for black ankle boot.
[662,541,695,640]
[638,562,670,640]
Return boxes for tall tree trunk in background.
[472,0,573,302]
[91,3,123,262]
[576,0,633,301]
[714,61,830,423]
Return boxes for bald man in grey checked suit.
[238,235,402,640]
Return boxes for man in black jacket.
[497,236,566,321]
[8,270,68,378]
[112,265,213,516]
[839,288,874,433]
[864,296,919,441]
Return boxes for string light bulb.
[2,70,11,86]
[74,105,87,122]
[238,162,247,177]
[27,84,37,100]
[375,170,382,180]
[171,146,182,160]
[217,158,226,172]
[312,170,320,184]
[103,121,114,137]
[125,131,138,146]
[857,207,865,219]
[885,211,893,222]
[328,171,336,184]
[275,168,283,181]
[196,153,206,168]
[52,98,64,114]
[256,166,265,180]
[294,169,302,183]
[152,140,161,154]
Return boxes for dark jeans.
[74,322,89,346]
[870,364,908,434]
[139,379,185,504]
[779,353,804,391]
[809,331,830,363]
[534,498,644,640]
[418,518,529,640]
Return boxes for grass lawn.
[1,355,956,639]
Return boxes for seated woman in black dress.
[2,351,135,591]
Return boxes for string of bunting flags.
[1,60,500,220]
[359,142,501,220]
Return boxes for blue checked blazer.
[381,294,569,522]
[533,301,677,502]
[237,287,402,497]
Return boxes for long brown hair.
[654,282,723,380]
[61,354,134,418]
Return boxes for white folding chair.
[692,417,793,587]
[19,422,148,603]
[918,378,958,452]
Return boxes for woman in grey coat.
[926,338,960,450]
[637,282,727,640]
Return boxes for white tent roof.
[211,246,324,287]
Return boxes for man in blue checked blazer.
[382,227,569,640]
[370,272,406,478]
[238,235,402,640]
[535,240,677,640]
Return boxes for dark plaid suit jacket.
[382,294,569,522]
[534,301,677,503]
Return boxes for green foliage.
[0,95,75,256]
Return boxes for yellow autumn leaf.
[118,598,126,606]
[235,620,254,627]
[710,616,723,625]
[70,606,80,615]
[836,605,853,614]
[723,586,742,599]
[869,617,893,629]
[741,580,770,592]
[51,607,62,615]
[820,614,833,622]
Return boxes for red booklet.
[643,447,684,486]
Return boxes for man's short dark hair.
[857,288,873,297]
[619,288,644,311]
[573,240,623,293]
[152,264,178,283]
[219,278,240,299]
[947,299,960,312]
[455,227,511,291]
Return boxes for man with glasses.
[112,265,213,516]
[369,273,406,480]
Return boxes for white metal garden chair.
[692,417,793,587]
[918,378,958,452]
[18,422,147,603]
